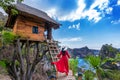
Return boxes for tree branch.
[17,39,25,80]
[29,42,48,79]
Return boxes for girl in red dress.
[51,47,70,76]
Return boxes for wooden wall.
[13,15,45,41]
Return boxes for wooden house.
[5,3,60,41]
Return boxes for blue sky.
[22,0,120,49]
[1,0,120,49]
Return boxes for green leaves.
[86,55,101,69]
[69,58,78,76]
[0,0,23,15]
[115,53,120,61]
[105,70,120,80]
[84,70,95,80]
[11,8,18,15]
[85,55,104,80]
[0,60,6,68]
[2,31,17,44]
[0,27,4,32]
[0,0,14,10]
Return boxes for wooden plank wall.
[13,15,45,41]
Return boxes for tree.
[0,37,49,80]
[0,0,23,10]
[105,53,120,80]
[85,55,105,80]
[104,70,120,80]
[0,0,24,16]
[85,52,120,80]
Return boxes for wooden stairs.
[47,40,60,62]
[46,40,60,71]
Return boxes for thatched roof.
[6,3,60,29]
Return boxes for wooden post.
[46,23,52,40]
[47,27,52,40]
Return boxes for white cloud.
[117,0,120,5]
[90,0,109,10]
[83,9,102,23]
[83,0,110,22]
[46,8,57,19]
[57,37,82,48]
[105,7,113,14]
[68,23,80,30]
[23,0,111,23]
[47,0,110,23]
[55,0,86,21]
[111,19,120,24]
[57,37,82,42]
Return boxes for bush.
[2,31,17,45]
[69,58,78,76]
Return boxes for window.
[32,26,38,34]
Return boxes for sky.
[1,0,120,49]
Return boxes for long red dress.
[52,51,70,75]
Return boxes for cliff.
[68,46,99,58]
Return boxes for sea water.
[78,58,90,70]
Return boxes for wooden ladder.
[46,40,76,80]
[47,40,60,71]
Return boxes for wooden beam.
[46,23,52,40]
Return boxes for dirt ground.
[0,74,11,80]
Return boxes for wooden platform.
[57,70,76,80]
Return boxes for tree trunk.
[96,69,102,80]
[1,39,49,80]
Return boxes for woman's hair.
[61,47,66,55]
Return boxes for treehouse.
[5,3,60,41]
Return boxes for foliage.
[0,0,23,15]
[0,12,8,32]
[86,55,101,69]
[0,0,23,10]
[85,55,105,80]
[85,52,120,80]
[0,60,6,68]
[84,70,95,80]
[104,70,120,80]
[11,8,19,15]
[69,58,78,76]
[0,39,2,47]
[2,31,17,44]
[0,20,5,31]
[0,26,4,32]
[115,53,120,61]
